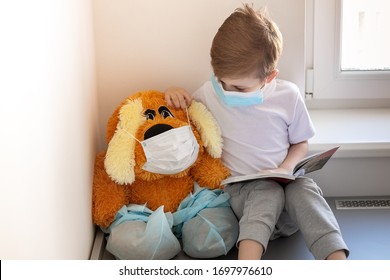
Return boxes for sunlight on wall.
[0,0,98,259]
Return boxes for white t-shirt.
[192,78,315,176]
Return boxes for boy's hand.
[165,87,193,109]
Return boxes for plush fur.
[92,90,230,228]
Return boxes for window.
[341,0,390,71]
[306,0,390,102]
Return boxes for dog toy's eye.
[158,106,174,119]
[144,109,156,120]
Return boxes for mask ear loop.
[185,106,191,126]
[122,128,142,144]
[121,128,150,163]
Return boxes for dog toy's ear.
[104,97,145,185]
[188,101,223,158]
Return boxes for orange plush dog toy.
[92,90,238,259]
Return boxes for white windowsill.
[308,108,390,158]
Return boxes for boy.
[165,4,348,260]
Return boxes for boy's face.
[218,76,265,93]
[218,69,279,93]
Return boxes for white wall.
[0,0,98,259]
[309,157,390,197]
[93,0,305,149]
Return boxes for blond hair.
[210,4,283,80]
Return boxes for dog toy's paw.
[182,207,239,258]
[106,207,181,259]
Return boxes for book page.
[221,171,295,185]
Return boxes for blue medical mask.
[211,74,264,107]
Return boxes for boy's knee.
[286,178,322,199]
[284,178,325,217]
[250,180,285,202]
[182,207,239,258]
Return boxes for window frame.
[306,0,390,104]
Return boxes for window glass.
[341,0,390,71]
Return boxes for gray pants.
[224,177,349,259]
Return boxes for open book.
[221,146,340,185]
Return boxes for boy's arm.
[267,140,309,175]
[279,140,309,171]
[165,86,193,109]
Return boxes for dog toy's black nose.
[144,124,173,140]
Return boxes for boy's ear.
[266,69,279,83]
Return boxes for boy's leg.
[238,239,264,260]
[285,177,349,259]
[224,179,285,259]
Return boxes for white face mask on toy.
[124,109,200,175]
